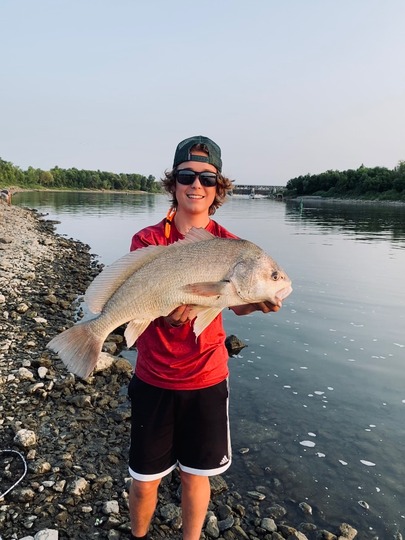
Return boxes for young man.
[128,136,282,540]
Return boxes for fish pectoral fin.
[182,280,231,297]
[192,307,224,338]
[124,319,152,348]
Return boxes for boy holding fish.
[127,136,288,540]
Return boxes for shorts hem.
[128,463,177,481]
[179,459,232,477]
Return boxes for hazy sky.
[1,0,405,186]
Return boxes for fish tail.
[47,319,105,379]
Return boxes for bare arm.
[230,300,282,316]
[164,300,282,327]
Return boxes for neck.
[174,210,210,235]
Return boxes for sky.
[1,0,405,186]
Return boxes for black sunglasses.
[175,169,217,187]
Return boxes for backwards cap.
[173,135,222,172]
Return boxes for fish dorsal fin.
[85,245,167,313]
[179,227,216,244]
[124,319,152,348]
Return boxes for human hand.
[164,305,193,327]
[231,299,282,316]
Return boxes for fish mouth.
[276,285,293,301]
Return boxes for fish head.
[230,252,292,305]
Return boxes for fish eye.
[271,271,280,281]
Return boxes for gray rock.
[14,429,37,447]
[68,477,88,496]
[261,517,277,532]
[205,514,220,538]
[102,500,120,515]
[338,522,358,539]
[34,530,58,540]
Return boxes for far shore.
[3,184,405,206]
[289,195,405,206]
[2,185,156,196]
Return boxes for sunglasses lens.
[199,173,217,187]
[176,171,196,185]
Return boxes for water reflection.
[16,190,158,215]
[286,198,405,247]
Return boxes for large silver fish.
[47,227,292,378]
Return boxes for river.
[14,191,405,539]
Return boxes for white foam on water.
[339,460,348,466]
[360,460,376,467]
[300,440,316,448]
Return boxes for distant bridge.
[231,184,286,199]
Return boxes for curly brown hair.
[161,145,234,215]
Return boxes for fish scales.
[47,228,292,379]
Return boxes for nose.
[190,175,202,187]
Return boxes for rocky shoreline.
[0,202,363,540]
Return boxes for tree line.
[0,158,161,193]
[285,161,405,201]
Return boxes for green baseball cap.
[173,136,222,172]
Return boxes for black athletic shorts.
[128,375,232,481]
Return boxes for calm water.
[14,192,405,538]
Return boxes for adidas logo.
[219,455,229,465]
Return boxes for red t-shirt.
[130,217,238,390]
